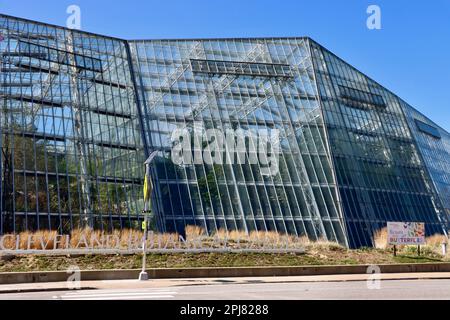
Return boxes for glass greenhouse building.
[1,13,449,247]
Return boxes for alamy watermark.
[171,122,281,176]
[67,265,81,290]
[366,265,382,290]
[367,5,382,30]
[66,5,81,30]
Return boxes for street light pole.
[139,151,159,281]
[138,181,150,281]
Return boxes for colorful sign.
[387,222,425,245]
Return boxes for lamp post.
[139,151,159,281]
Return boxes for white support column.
[66,31,92,228]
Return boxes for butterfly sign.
[387,222,426,245]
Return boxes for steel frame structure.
[1,13,450,248]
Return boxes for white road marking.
[63,291,177,298]
[64,289,176,295]
[63,295,174,300]
[54,289,178,300]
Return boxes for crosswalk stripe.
[61,291,177,298]
[55,289,178,300]
[64,290,176,296]
[64,295,174,300]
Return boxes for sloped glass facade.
[403,103,450,219]
[128,39,347,243]
[1,13,450,247]
[310,42,449,247]
[0,14,145,233]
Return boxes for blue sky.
[1,0,450,131]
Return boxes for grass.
[1,227,309,250]
[373,228,388,249]
[0,227,449,273]
[0,246,448,273]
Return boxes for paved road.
[1,279,450,300]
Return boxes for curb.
[2,263,450,285]
[0,287,94,294]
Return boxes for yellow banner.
[143,175,153,202]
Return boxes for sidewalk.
[1,272,450,294]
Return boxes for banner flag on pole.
[143,174,153,203]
